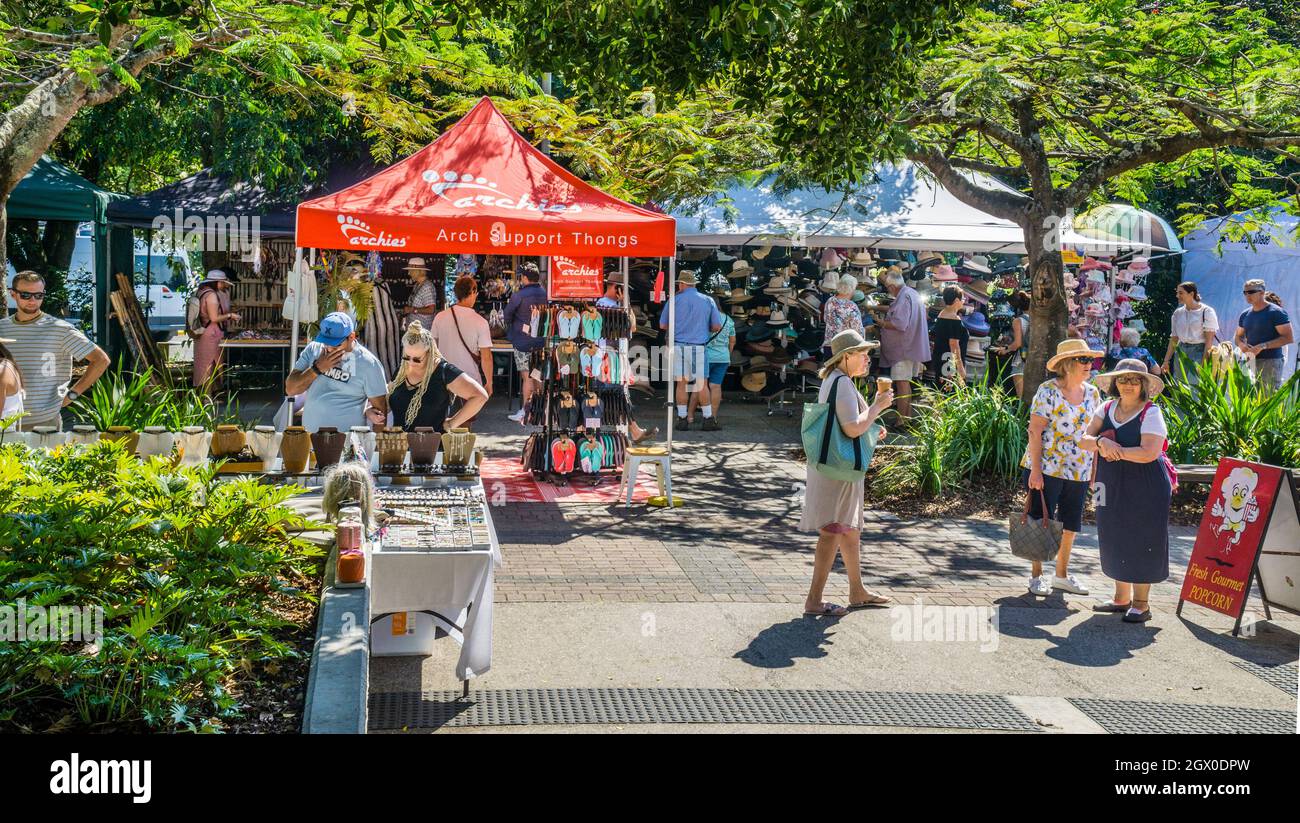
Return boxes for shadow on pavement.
[1177,614,1300,666]
[734,616,842,669]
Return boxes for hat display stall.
[817,248,844,270]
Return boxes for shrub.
[0,438,325,732]
[71,366,240,431]
[1162,352,1300,467]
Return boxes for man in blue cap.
[285,311,390,432]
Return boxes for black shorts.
[1020,468,1089,533]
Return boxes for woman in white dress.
[1161,281,1218,384]
[1,337,25,424]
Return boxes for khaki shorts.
[888,360,925,381]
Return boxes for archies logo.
[336,214,408,248]
[421,168,584,214]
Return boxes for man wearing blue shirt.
[659,270,722,430]
[503,263,548,422]
[285,312,390,432]
[1235,278,1294,393]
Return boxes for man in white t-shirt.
[430,276,492,395]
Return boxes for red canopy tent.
[286,97,684,454]
[295,96,675,256]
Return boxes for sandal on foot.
[1093,600,1131,613]
[804,602,848,617]
[848,593,892,609]
[631,427,660,444]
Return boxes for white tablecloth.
[368,489,501,680]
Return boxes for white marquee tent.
[672,161,1105,254]
[1183,206,1299,378]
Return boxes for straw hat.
[850,250,875,267]
[728,259,754,280]
[1046,338,1105,373]
[820,329,879,378]
[1093,358,1164,397]
[726,288,754,304]
[766,309,791,327]
[741,370,768,392]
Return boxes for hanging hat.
[725,288,754,304]
[962,311,991,336]
[751,241,773,260]
[957,256,992,276]
[728,259,754,280]
[745,323,777,342]
[932,265,958,283]
[1126,318,1147,334]
[818,271,841,293]
[992,260,1021,277]
[959,282,990,306]
[1086,269,1107,284]
[1079,257,1111,272]
[766,309,790,327]
[913,254,944,271]
[818,248,844,270]
[1085,301,1106,317]
[1128,284,1148,301]
[1092,285,1113,303]
[850,250,875,267]
[728,349,746,367]
[403,257,430,270]
[740,370,768,392]
[990,303,1014,320]
[1118,301,1136,320]
[1094,357,1164,397]
[1063,271,1079,290]
[762,274,791,295]
[1046,338,1106,372]
[1126,255,1152,275]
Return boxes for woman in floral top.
[1020,339,1104,597]
[821,274,864,356]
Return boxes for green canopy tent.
[6,156,131,349]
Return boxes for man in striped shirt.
[1,271,111,430]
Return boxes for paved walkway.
[363,394,1299,733]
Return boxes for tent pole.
[666,256,676,453]
[290,247,304,365]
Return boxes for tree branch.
[906,145,1033,224]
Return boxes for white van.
[6,224,194,334]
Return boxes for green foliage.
[70,366,240,430]
[874,383,1028,498]
[1162,353,1300,467]
[0,440,325,732]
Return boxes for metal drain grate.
[1232,660,1299,698]
[1068,698,1294,735]
[368,688,1040,731]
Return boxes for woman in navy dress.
[1081,359,1172,624]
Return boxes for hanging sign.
[548,255,605,300]
[1178,459,1300,635]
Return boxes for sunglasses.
[1244,289,1262,295]
[13,290,45,300]
[401,355,425,364]
[1071,356,1095,364]
[1115,376,1144,385]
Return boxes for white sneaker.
[1052,574,1089,595]
[507,409,525,423]
[1028,576,1053,596]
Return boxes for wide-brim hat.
[744,355,771,371]
[963,311,991,336]
[818,248,844,270]
[1126,256,1152,275]
[932,265,959,283]
[403,257,430,270]
[726,288,754,304]
[746,324,778,342]
[957,257,992,276]
[1094,358,1165,397]
[821,329,879,374]
[798,292,823,314]
[766,310,790,327]
[201,269,230,284]
[1128,285,1148,301]
[992,260,1021,277]
[741,371,768,392]
[1046,338,1105,372]
[849,251,875,267]
[1079,257,1111,272]
[728,260,754,280]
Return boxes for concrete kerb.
[302,544,370,734]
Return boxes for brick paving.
[471,397,1271,615]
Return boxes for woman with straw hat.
[1020,338,1105,598]
[798,329,895,617]
[1080,359,1171,623]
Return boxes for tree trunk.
[0,204,6,319]
[1020,217,1069,404]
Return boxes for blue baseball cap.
[315,312,355,346]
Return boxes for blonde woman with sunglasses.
[380,321,488,431]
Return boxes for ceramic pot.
[176,427,212,467]
[310,426,346,471]
[406,427,439,469]
[211,424,246,459]
[376,428,408,471]
[441,427,476,467]
[245,425,282,464]
[68,425,99,446]
[279,426,311,473]
[337,549,365,585]
[100,426,139,454]
[136,426,175,459]
[31,425,69,450]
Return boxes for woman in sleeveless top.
[1082,359,1172,624]
[1,337,25,424]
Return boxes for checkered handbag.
[1008,488,1063,562]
